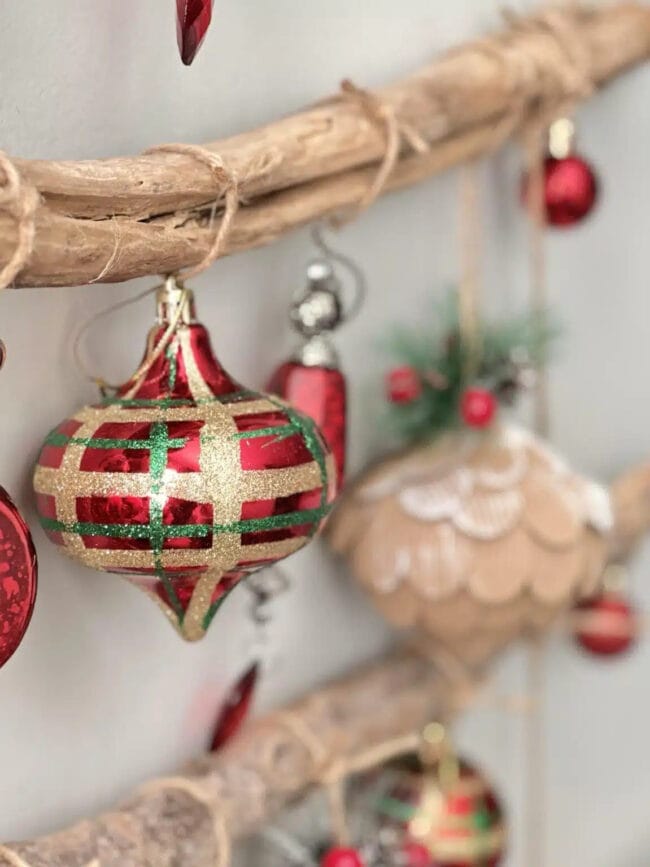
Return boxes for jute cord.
[0,151,39,291]
[332,79,430,226]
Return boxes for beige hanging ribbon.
[0,152,39,291]
[331,79,430,226]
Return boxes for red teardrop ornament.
[210,662,259,751]
[0,486,37,667]
[268,362,347,490]
[176,0,213,65]
[573,591,638,657]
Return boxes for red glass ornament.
[268,362,346,491]
[460,388,496,429]
[377,757,505,866]
[210,662,258,751]
[176,0,213,65]
[321,847,365,867]
[523,155,598,228]
[573,592,637,657]
[0,486,37,668]
[34,285,335,642]
[387,366,422,404]
[403,841,433,867]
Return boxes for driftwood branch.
[0,651,452,867]
[3,3,650,288]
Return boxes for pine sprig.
[384,291,558,444]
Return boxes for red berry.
[386,366,422,404]
[320,847,365,867]
[403,840,433,866]
[460,388,496,428]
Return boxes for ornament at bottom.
[522,117,599,228]
[375,725,505,866]
[34,278,336,641]
[0,485,37,667]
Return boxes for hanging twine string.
[458,161,483,381]
[0,152,39,291]
[331,79,430,227]
[144,143,241,281]
[75,143,243,395]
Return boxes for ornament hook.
[310,223,367,325]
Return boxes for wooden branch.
[3,2,650,288]
[0,651,453,867]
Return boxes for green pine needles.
[384,291,557,444]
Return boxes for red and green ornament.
[33,279,336,642]
[376,754,505,866]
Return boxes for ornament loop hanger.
[308,223,367,326]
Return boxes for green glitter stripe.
[202,583,237,632]
[375,795,416,823]
[45,432,188,451]
[230,423,297,441]
[165,342,178,391]
[39,505,331,540]
[100,390,257,409]
[267,396,330,537]
[148,421,185,621]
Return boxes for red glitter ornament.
[0,486,37,668]
[269,362,346,492]
[573,591,638,657]
[34,280,336,642]
[210,662,259,751]
[321,847,365,867]
[387,366,422,404]
[176,0,213,65]
[460,388,496,428]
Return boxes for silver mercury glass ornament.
[289,259,345,368]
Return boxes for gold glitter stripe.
[36,460,324,502]
[431,826,505,859]
[72,398,280,426]
[179,328,243,639]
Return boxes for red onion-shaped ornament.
[0,486,37,667]
[573,591,638,658]
[376,754,505,866]
[34,280,336,642]
[268,261,347,490]
[176,0,213,65]
[522,117,599,228]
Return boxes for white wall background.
[1,2,649,865]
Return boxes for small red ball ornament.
[460,388,496,428]
[540,155,599,227]
[403,841,433,866]
[321,847,365,867]
[573,591,638,657]
[0,486,37,668]
[387,366,422,404]
[34,280,336,642]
